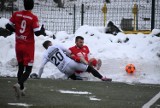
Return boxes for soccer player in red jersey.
[69,36,102,71]
[5,0,45,99]
[69,36,102,80]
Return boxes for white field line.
[59,90,91,94]
[142,92,160,108]
[8,103,33,107]
[89,96,101,101]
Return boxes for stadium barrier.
[0,0,159,34]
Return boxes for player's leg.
[17,45,34,97]
[86,66,112,81]
[13,47,24,99]
[68,74,77,80]
[89,58,102,70]
[63,65,78,80]
[17,62,24,82]
[65,60,84,80]
[14,62,25,97]
[86,65,102,79]
[70,60,103,80]
[15,47,24,82]
[88,58,97,66]
[72,60,111,81]
[18,66,32,89]
[18,66,32,92]
[68,74,83,80]
[20,45,34,88]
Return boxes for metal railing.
[0,0,159,34]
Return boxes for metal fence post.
[102,2,107,27]
[81,4,84,26]
[132,3,138,31]
[151,0,155,30]
[12,1,14,15]
[73,4,76,33]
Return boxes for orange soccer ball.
[125,64,136,74]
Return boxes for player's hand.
[80,57,88,65]
[40,24,47,36]
[53,34,56,39]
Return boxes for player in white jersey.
[38,40,112,81]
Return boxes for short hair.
[24,0,34,10]
[42,40,51,49]
[75,36,84,42]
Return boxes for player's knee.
[89,58,97,67]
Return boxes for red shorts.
[16,44,34,66]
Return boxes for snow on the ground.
[0,18,9,28]
[0,18,160,84]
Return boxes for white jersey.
[41,45,71,73]
[38,44,88,78]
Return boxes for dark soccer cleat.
[101,76,112,82]
[30,73,39,79]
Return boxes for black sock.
[18,82,24,90]
[69,74,83,80]
[18,66,32,90]
[68,74,77,80]
[17,62,24,82]
[86,66,103,79]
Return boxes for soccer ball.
[125,64,136,74]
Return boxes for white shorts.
[64,59,88,77]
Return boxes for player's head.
[24,0,34,10]
[43,40,52,49]
[75,36,84,48]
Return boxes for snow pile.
[0,18,9,28]
[0,18,160,84]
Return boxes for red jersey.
[10,10,39,44]
[69,45,90,63]
[9,10,39,66]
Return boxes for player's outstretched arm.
[38,66,44,78]
[80,56,88,65]
[38,56,48,78]
[34,24,46,36]
[70,54,81,62]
